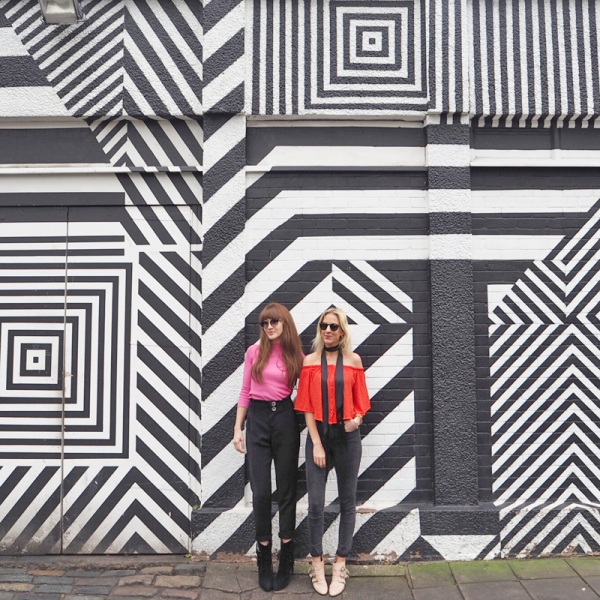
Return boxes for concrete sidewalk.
[0,555,596,599]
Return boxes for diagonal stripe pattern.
[491,201,600,522]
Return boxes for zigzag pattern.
[202,0,244,112]
[501,503,600,558]
[491,202,600,514]
[0,0,125,117]
[88,118,203,170]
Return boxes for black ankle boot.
[273,539,294,591]
[256,541,273,592]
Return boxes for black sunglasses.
[319,322,340,332]
[260,318,281,329]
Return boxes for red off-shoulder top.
[294,364,371,424]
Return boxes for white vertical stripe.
[506,0,515,125]
[545,0,555,124]
[272,0,280,114]
[298,0,305,112]
[285,0,292,112]
[569,0,581,119]
[581,0,593,121]
[479,0,490,118]
[531,0,542,122]
[448,0,456,114]
[259,0,267,114]
[492,0,502,124]
[518,0,528,125]
[244,0,253,113]
[435,0,443,111]
[556,0,568,123]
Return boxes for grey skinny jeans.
[305,426,362,557]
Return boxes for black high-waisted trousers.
[246,397,300,541]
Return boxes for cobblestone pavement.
[0,555,597,599]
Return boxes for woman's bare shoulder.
[303,352,320,366]
[346,352,363,368]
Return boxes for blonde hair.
[311,307,352,354]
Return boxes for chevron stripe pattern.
[202,0,244,112]
[0,0,125,117]
[88,118,203,171]
[193,132,432,553]
[489,200,600,553]
[0,0,203,118]
[501,503,600,558]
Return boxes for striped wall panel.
[472,0,600,127]
[0,0,203,118]
[246,0,468,116]
[202,0,244,112]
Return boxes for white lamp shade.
[38,0,84,24]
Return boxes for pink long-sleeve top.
[237,344,293,408]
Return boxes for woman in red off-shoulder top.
[295,307,370,597]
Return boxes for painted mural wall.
[0,0,599,560]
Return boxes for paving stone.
[35,583,74,593]
[76,577,120,586]
[155,575,202,588]
[141,567,174,575]
[340,576,413,600]
[235,567,259,593]
[99,570,137,577]
[74,585,113,594]
[0,593,14,600]
[109,586,157,597]
[450,560,517,583]
[585,576,600,595]
[0,573,32,582]
[199,590,240,600]
[413,586,463,600]
[271,574,313,594]
[240,587,272,600]
[0,582,33,592]
[509,558,577,580]
[20,594,63,600]
[522,577,600,599]
[33,575,75,584]
[67,571,110,578]
[459,581,531,600]
[203,564,241,593]
[63,596,105,600]
[568,559,600,578]
[409,562,456,588]
[174,563,206,575]
[29,570,65,576]
[349,564,407,578]
[160,590,199,599]
[119,575,154,586]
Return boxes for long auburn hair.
[311,307,352,354]
[252,302,304,388]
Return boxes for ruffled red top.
[294,365,371,424]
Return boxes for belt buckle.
[271,401,277,412]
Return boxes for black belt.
[250,396,292,412]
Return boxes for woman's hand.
[233,426,246,453]
[344,418,359,433]
[313,442,326,469]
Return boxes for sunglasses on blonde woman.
[260,318,281,329]
[319,322,340,331]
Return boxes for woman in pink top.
[233,302,303,592]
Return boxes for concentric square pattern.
[312,0,426,107]
[0,265,132,458]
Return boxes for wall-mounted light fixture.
[38,0,84,24]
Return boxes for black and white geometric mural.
[3,0,600,561]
